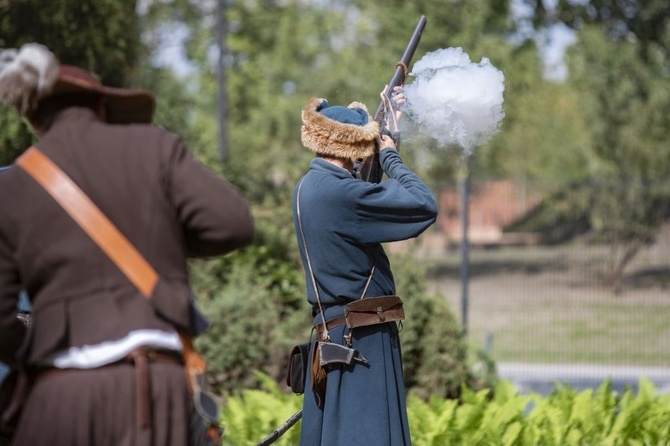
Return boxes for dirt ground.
[418,224,670,367]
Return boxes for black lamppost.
[459,159,470,336]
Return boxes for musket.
[256,408,303,446]
[356,15,428,183]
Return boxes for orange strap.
[16,147,158,298]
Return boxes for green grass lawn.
[419,237,670,366]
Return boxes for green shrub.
[190,223,479,400]
[220,375,670,446]
[221,373,303,446]
[192,253,312,393]
[392,254,486,399]
[189,207,312,394]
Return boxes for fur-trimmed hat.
[0,43,154,124]
[301,97,380,161]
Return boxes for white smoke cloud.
[403,47,505,155]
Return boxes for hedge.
[221,374,670,446]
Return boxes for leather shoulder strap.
[16,147,158,298]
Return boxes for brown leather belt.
[314,295,405,341]
[126,348,183,428]
[315,315,346,341]
[37,347,183,428]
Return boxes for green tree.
[504,1,670,290]
[566,26,670,291]
[0,0,143,164]
[527,0,669,65]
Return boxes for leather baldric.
[16,147,158,297]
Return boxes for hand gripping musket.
[355,15,428,184]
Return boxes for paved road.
[498,362,670,396]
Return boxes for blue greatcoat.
[292,149,438,446]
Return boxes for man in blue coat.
[293,91,438,445]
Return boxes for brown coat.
[0,107,254,367]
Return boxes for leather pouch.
[344,295,404,329]
[286,342,310,395]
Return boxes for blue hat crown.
[318,101,369,126]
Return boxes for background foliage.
[1,0,668,409]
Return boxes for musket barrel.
[373,15,427,121]
[357,15,427,183]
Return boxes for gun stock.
[356,15,427,183]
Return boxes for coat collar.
[309,157,356,179]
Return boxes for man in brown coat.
[0,43,254,445]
